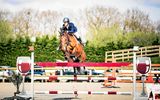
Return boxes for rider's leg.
[74,33,82,44]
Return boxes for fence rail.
[105,45,160,62]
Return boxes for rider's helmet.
[63,17,70,23]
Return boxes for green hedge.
[0,34,159,67]
[0,35,122,67]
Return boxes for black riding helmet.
[63,17,70,23]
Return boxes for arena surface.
[0,82,149,100]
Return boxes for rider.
[60,17,82,44]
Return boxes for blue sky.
[0,0,160,21]
[144,0,160,8]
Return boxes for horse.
[59,31,86,74]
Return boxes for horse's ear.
[59,31,63,36]
[59,28,62,34]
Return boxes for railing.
[105,45,160,62]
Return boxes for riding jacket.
[61,22,77,34]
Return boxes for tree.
[11,9,33,38]
[11,9,61,38]
[86,6,120,30]
[33,10,60,37]
[123,31,157,47]
[122,9,157,46]
[155,21,160,44]
[0,11,13,43]
[123,8,155,33]
[0,10,14,65]
[85,6,121,47]
[0,10,10,21]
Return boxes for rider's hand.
[66,31,69,33]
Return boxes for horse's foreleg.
[80,50,86,74]
[65,53,77,75]
[73,67,77,75]
[81,50,86,62]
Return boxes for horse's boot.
[70,55,77,61]
[77,37,82,44]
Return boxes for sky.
[0,0,160,22]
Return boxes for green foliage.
[0,32,159,67]
[86,7,159,54]
[151,57,160,64]
[87,25,122,48]
[0,36,31,66]
[0,20,13,43]
[84,45,105,62]
[34,35,64,62]
[0,35,64,67]
[87,23,158,51]
[124,31,157,47]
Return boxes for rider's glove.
[66,31,69,33]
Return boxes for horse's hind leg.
[73,58,81,75]
[73,67,77,75]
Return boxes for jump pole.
[30,36,36,100]
[133,46,139,100]
[47,76,132,81]
[34,91,132,95]
[36,62,130,67]
[31,51,34,99]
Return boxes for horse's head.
[59,32,69,52]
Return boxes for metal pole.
[60,69,63,76]
[133,51,136,100]
[31,52,34,99]
[89,70,92,82]
[89,70,92,76]
[21,75,26,95]
[141,75,147,96]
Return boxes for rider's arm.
[60,24,67,33]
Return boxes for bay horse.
[59,31,86,74]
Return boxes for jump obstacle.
[36,62,132,82]
[17,46,148,99]
[18,61,133,97]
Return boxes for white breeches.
[74,32,80,38]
